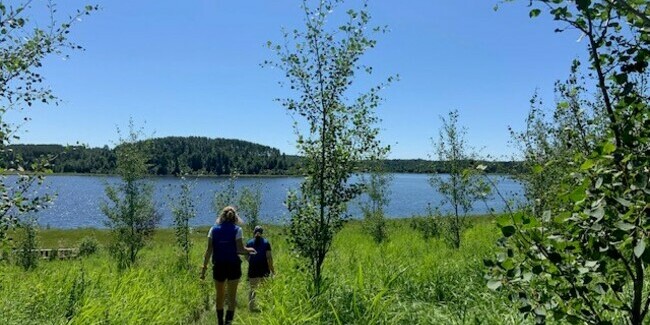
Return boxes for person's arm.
[235,227,255,255]
[200,238,213,280]
[266,250,275,274]
[237,237,256,255]
[245,241,253,262]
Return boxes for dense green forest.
[382,159,524,174]
[2,137,523,175]
[2,137,296,175]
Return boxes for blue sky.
[9,0,588,159]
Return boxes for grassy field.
[1,219,525,324]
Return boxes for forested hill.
[3,137,523,175]
[4,137,298,175]
[144,137,296,175]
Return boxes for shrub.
[16,219,39,271]
[78,237,100,257]
[171,178,196,270]
[410,205,443,240]
[361,172,391,244]
[268,0,391,294]
[238,184,262,234]
[430,110,489,249]
[102,121,160,270]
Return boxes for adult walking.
[246,225,275,312]
[201,206,256,325]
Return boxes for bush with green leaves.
[0,1,95,251]
[102,121,160,270]
[16,218,38,271]
[488,1,650,324]
[77,236,99,257]
[213,172,263,234]
[171,177,196,269]
[430,110,489,249]
[361,169,392,244]
[213,171,239,214]
[267,0,392,294]
[410,205,443,241]
[238,183,262,234]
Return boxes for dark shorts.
[248,265,271,279]
[213,261,242,282]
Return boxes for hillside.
[3,137,297,175]
[2,137,523,175]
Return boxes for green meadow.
[0,218,523,324]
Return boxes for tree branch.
[606,0,650,27]
[585,13,622,149]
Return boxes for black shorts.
[213,261,242,282]
[248,265,271,279]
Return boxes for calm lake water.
[30,174,524,229]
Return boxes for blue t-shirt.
[208,223,242,264]
[246,238,271,273]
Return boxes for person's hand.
[247,247,257,255]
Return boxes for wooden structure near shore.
[7,248,80,260]
[37,248,79,260]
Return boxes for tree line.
[2,138,523,176]
[2,137,297,175]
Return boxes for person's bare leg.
[249,277,261,312]
[225,279,239,325]
[215,281,226,325]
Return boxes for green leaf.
[595,177,603,189]
[576,0,591,11]
[591,207,604,221]
[580,159,595,170]
[487,279,502,290]
[635,240,646,258]
[615,221,635,231]
[614,73,628,85]
[529,9,541,18]
[616,198,633,208]
[569,187,586,202]
[501,225,516,237]
[601,142,616,154]
[523,272,533,282]
[502,258,515,270]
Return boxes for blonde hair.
[217,206,242,225]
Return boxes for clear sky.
[9,0,588,159]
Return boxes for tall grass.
[1,219,525,324]
[247,220,523,324]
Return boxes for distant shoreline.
[37,214,499,232]
[0,172,299,178]
[2,171,519,177]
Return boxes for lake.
[29,174,524,229]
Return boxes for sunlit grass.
[1,219,525,324]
